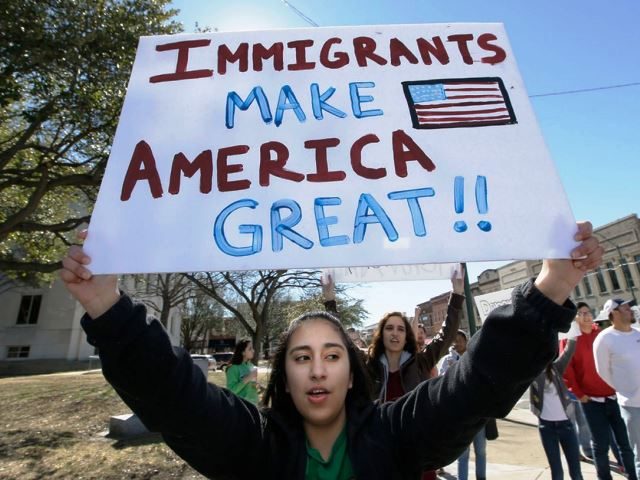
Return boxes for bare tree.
[186,270,320,362]
[180,291,225,353]
[265,288,368,357]
[130,273,195,328]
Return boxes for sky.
[169,0,639,324]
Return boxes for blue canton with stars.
[408,83,446,103]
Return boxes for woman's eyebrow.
[288,343,345,355]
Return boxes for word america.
[120,129,435,200]
[149,32,507,83]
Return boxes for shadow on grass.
[0,429,77,459]
[110,432,164,450]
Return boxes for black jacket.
[367,293,464,401]
[82,280,575,480]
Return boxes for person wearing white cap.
[594,298,640,480]
[560,302,637,479]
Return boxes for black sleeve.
[81,295,267,479]
[378,279,575,472]
[419,293,464,372]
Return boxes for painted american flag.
[402,77,517,129]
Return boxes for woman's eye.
[326,353,340,361]
[295,355,311,362]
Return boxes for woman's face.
[285,319,352,429]
[382,315,407,354]
[243,342,254,361]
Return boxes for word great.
[213,188,436,257]
[120,129,436,200]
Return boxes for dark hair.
[367,312,417,362]
[576,302,590,311]
[417,324,426,334]
[230,339,252,365]
[262,311,372,419]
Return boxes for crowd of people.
[543,298,639,480]
[58,221,640,480]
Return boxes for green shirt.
[225,362,259,404]
[305,426,355,480]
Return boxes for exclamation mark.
[453,176,467,232]
[475,176,491,232]
[453,176,492,232]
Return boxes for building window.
[7,346,30,358]
[583,276,593,296]
[607,262,621,291]
[621,257,635,288]
[16,295,42,325]
[635,255,640,276]
[574,284,582,298]
[595,269,607,293]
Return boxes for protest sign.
[324,263,459,283]
[473,287,514,322]
[85,23,577,274]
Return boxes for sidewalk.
[437,398,628,479]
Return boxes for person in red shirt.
[560,302,636,480]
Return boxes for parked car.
[211,352,233,370]
[190,354,217,370]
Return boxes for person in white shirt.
[594,298,640,480]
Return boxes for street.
[438,400,628,479]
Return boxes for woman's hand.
[535,221,603,305]
[321,273,336,301]
[59,229,120,319]
[451,263,465,295]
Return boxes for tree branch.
[0,259,62,273]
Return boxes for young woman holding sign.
[60,222,602,479]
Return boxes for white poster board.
[325,263,458,283]
[474,287,514,322]
[86,23,577,274]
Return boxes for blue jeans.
[538,418,584,480]
[568,396,593,456]
[621,405,640,479]
[457,427,486,480]
[582,398,637,480]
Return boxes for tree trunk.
[253,317,264,366]
[160,302,170,328]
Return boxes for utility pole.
[462,262,478,336]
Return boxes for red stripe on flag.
[414,100,505,110]
[443,87,500,92]
[418,114,512,123]
[417,107,508,117]
[444,94,504,99]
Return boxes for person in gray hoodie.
[530,332,583,480]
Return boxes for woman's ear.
[349,372,353,389]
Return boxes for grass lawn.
[0,369,266,479]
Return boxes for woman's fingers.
[570,222,603,271]
[60,246,93,283]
